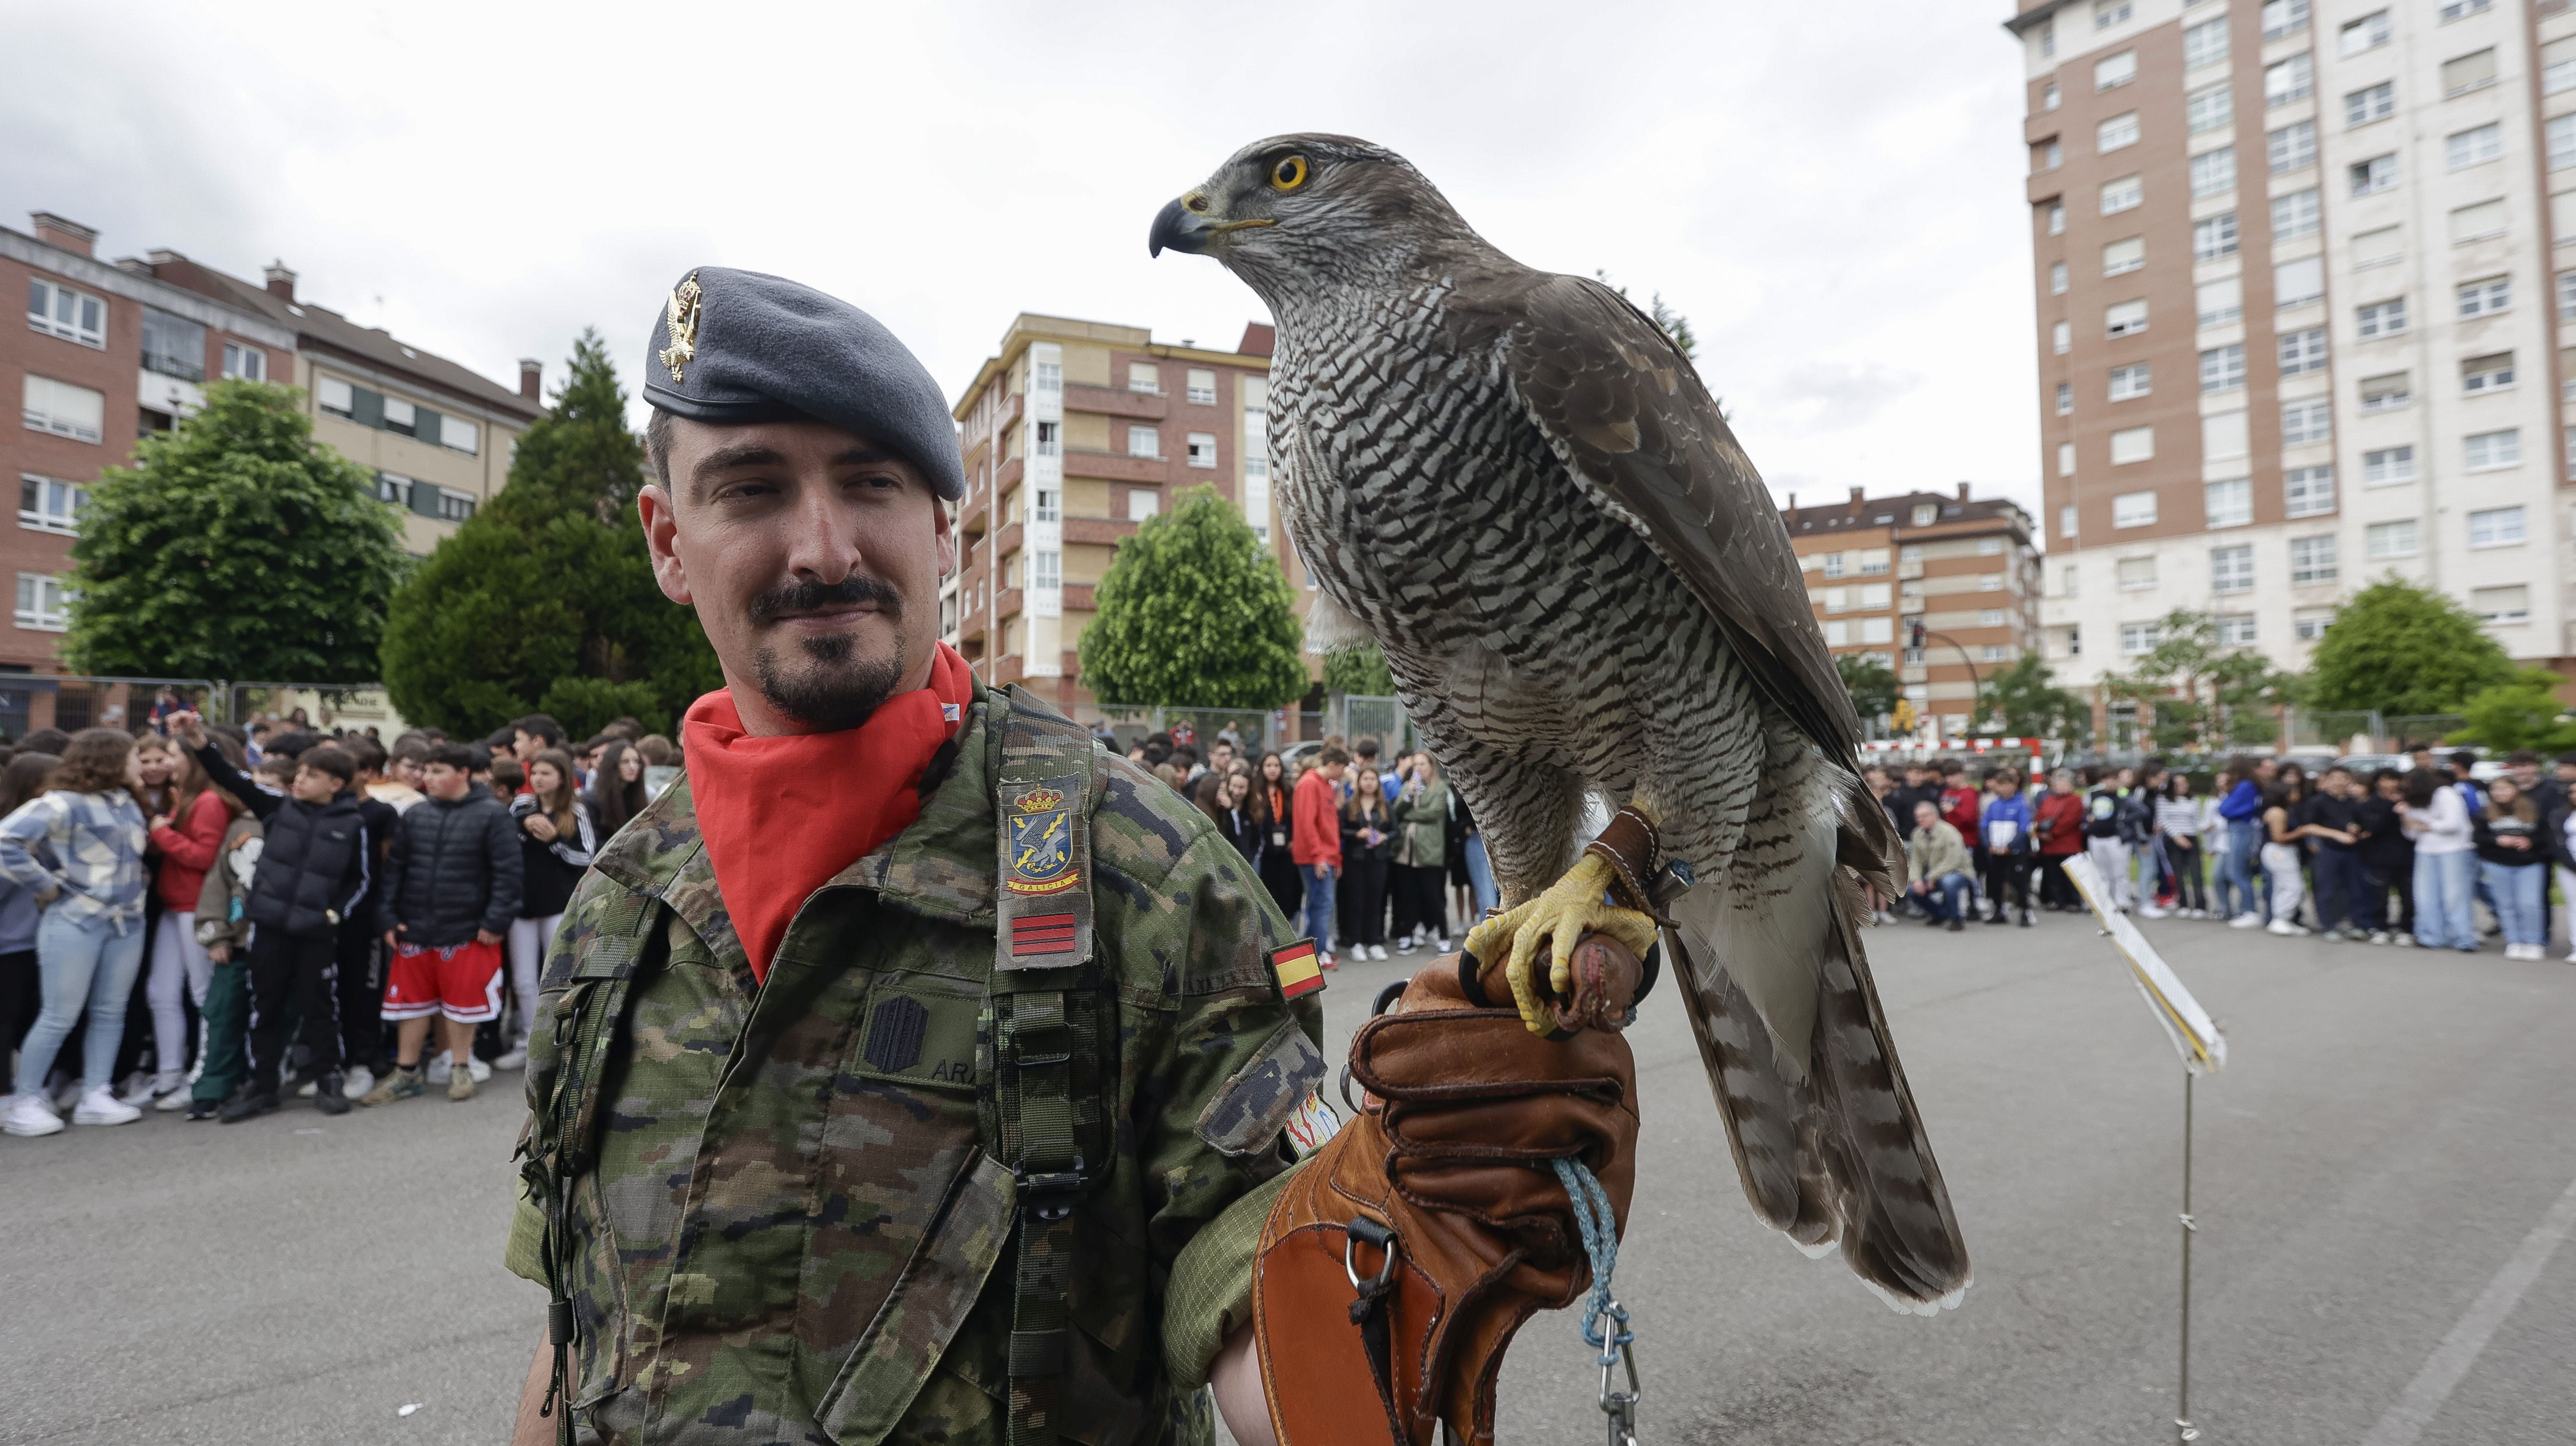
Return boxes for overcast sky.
[4,0,2040,521]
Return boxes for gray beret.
[641,266,965,501]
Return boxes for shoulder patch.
[1194,1023,1328,1157]
[1268,940,1324,1000]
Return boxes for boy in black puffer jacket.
[172,711,368,1122]
[363,741,520,1106]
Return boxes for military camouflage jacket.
[510,684,1319,1446]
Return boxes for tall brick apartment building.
[1786,484,2044,739]
[945,313,1322,718]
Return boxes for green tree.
[64,380,402,683]
[380,331,721,737]
[2307,577,2512,718]
[1324,644,1395,697]
[1078,485,1306,708]
[2106,609,2296,753]
[2454,668,2576,753]
[1974,653,2089,742]
[1835,652,1899,722]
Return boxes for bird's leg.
[1463,799,1664,1034]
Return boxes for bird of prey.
[1150,135,1970,1314]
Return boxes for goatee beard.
[748,575,909,731]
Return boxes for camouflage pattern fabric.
[513,683,1319,1446]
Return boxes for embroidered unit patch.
[1004,787,1080,896]
[1283,1085,1342,1157]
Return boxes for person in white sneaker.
[1339,766,1395,962]
[1388,754,1451,956]
[501,749,597,1072]
[0,730,152,1134]
[2471,775,2548,961]
[2260,772,2313,936]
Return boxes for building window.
[2464,428,2520,471]
[2059,443,2077,479]
[1032,486,1060,523]
[2450,199,2507,244]
[2103,236,2145,275]
[1127,362,1160,394]
[1978,537,2004,555]
[376,472,410,505]
[1861,548,1893,574]
[2050,261,2068,294]
[1033,360,1062,393]
[2290,535,2339,585]
[2471,585,2530,624]
[2442,48,2497,97]
[2262,0,2308,38]
[2284,465,2336,517]
[26,279,105,348]
[381,396,417,437]
[2053,320,2072,355]
[2295,609,2334,640]
[2551,41,2576,96]
[2440,0,2494,16]
[2099,112,2140,152]
[2206,478,2253,528]
[20,375,103,443]
[2457,275,2511,317]
[2271,189,2322,241]
[2197,277,2243,326]
[140,307,206,382]
[2204,410,2250,461]
[2048,203,2066,235]
[18,475,84,535]
[2189,83,2234,135]
[2190,147,2236,199]
[2275,256,2324,309]
[2349,154,2399,196]
[2097,0,2133,28]
[14,575,70,632]
[2363,446,2416,486]
[2565,272,2576,321]
[2282,399,2331,445]
[2280,327,2328,376]
[2357,298,2408,337]
[2361,373,2412,412]
[2214,614,2257,647]
[439,415,478,456]
[2118,557,2158,591]
[2450,123,2505,171]
[2200,344,2247,392]
[1032,549,1062,591]
[1185,431,1218,467]
[2266,53,2314,108]
[2355,224,2403,268]
[2462,353,2515,395]
[2097,50,2137,91]
[219,342,265,382]
[2269,120,2317,173]
[2101,175,2143,214]
[1975,609,2006,629]
[1034,419,1060,457]
[2106,300,2148,338]
[1126,424,1160,458]
[2043,81,2061,110]
[2122,621,2162,654]
[2366,520,2419,560]
[2062,565,2080,598]
[2109,364,2151,401]
[2548,116,2576,172]
[2060,502,2079,537]
[317,375,355,417]
[435,488,475,522]
[2111,426,2154,465]
[2342,10,2391,54]
[2056,382,2073,415]
[2345,81,2395,127]
[2211,544,2254,594]
[2114,490,2158,527]
[1185,369,1217,405]
[2468,506,2525,548]
[1128,489,1160,523]
[2185,15,2230,68]
[1820,552,1847,580]
[2194,212,2239,261]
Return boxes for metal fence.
[1094,705,1288,756]
[1334,694,1417,756]
[2383,714,2467,747]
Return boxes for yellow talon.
[1463,854,1662,1033]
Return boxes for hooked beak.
[1149,195,1215,257]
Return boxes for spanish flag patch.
[1269,940,1325,1001]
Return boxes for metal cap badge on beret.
[642,266,965,501]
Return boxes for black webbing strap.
[1005,989,1083,1446]
[1344,1216,1409,1444]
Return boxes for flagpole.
[2178,1068,2199,1444]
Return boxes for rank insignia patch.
[1005,787,1079,896]
[1269,940,1324,1000]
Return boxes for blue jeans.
[2480,861,2546,946]
[1300,863,1338,952]
[1918,871,1973,922]
[13,907,149,1098]
[2313,849,2365,931]
[2223,818,2266,919]
[1462,834,1499,919]
[2413,850,2478,950]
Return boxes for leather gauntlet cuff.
[1580,806,1662,917]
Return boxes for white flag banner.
[2061,852,2229,1075]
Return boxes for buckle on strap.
[1014,1161,1088,1222]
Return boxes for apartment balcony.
[1064,449,1168,484]
[1062,583,1097,613]
[1064,516,1141,546]
[1065,384,1166,420]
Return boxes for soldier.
[507,268,1637,1446]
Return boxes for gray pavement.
[4,910,2573,1445]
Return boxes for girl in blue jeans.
[0,729,150,1138]
[2472,776,2549,959]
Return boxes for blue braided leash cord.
[1551,1156,1631,1363]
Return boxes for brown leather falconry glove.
[1250,938,1643,1446]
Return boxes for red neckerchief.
[683,642,973,982]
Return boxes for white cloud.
[0,0,2040,521]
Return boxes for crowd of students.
[1120,726,1499,970]
[1876,743,2576,961]
[0,708,678,1138]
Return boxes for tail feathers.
[1679,874,1971,1314]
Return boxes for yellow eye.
[1268,155,1309,192]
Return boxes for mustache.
[748,575,903,627]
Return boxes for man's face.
[2255,759,2277,782]
[2515,763,2540,787]
[1914,801,1938,830]
[423,763,471,802]
[392,756,424,789]
[514,730,544,763]
[290,766,339,804]
[1322,760,1347,783]
[641,416,955,734]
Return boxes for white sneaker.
[295,1078,318,1099]
[1432,935,1451,952]
[425,1052,449,1084]
[118,1074,159,1106]
[2266,919,2308,937]
[426,1051,491,1084]
[493,1045,527,1071]
[2229,913,2264,929]
[2367,931,2392,946]
[152,1084,191,1111]
[341,1066,375,1100]
[2139,903,2169,919]
[2393,933,2418,947]
[71,1088,142,1126]
[1370,944,1389,962]
[3,1094,64,1137]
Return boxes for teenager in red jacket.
[141,739,231,1107]
[2032,765,2089,909]
[1939,760,1981,837]
[1292,746,1349,968]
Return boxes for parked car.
[2335,752,2409,775]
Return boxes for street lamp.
[1909,620,1982,740]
